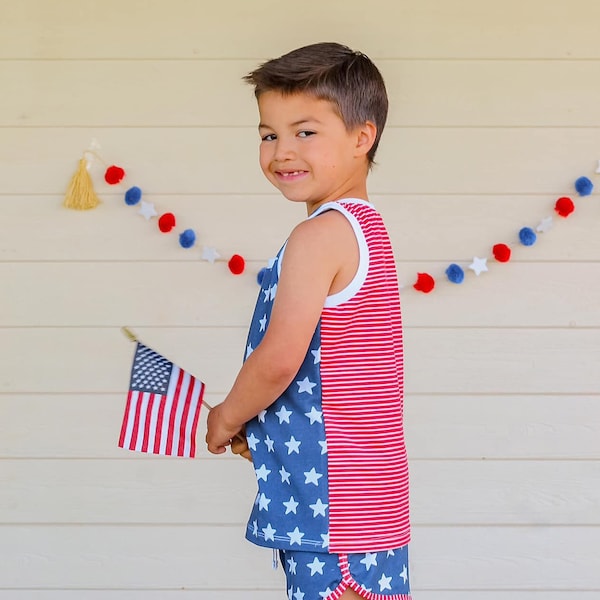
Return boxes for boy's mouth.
[275,170,308,180]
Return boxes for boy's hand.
[206,403,249,459]
[231,430,253,462]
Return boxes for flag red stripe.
[189,382,204,457]
[129,392,143,450]
[119,391,134,448]
[177,375,195,457]
[153,395,167,454]
[165,368,185,455]
[141,394,155,453]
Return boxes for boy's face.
[257,91,372,212]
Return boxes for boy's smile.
[257,91,374,214]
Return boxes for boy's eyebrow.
[258,118,321,130]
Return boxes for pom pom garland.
[445,263,465,284]
[555,196,575,218]
[519,227,537,246]
[492,243,512,263]
[413,272,435,294]
[124,186,142,206]
[228,254,246,275]
[158,212,176,233]
[104,165,125,185]
[179,229,196,248]
[575,176,593,196]
[257,267,268,286]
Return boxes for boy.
[206,42,411,600]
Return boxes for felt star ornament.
[138,201,157,220]
[201,246,221,264]
[536,216,553,233]
[469,256,488,276]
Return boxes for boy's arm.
[206,210,357,455]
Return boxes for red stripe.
[165,368,185,455]
[129,392,143,450]
[118,390,134,448]
[189,382,205,457]
[153,395,167,454]
[177,375,195,457]
[141,394,155,453]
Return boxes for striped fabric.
[319,200,409,552]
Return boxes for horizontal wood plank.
[2,394,598,460]
[3,261,599,328]
[1,128,599,195]
[3,60,600,127]
[2,459,598,525]
[2,194,598,263]
[0,525,597,589]
[2,328,598,395]
[3,0,600,59]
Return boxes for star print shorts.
[279,545,411,600]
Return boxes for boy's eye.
[298,131,315,138]
[261,133,277,142]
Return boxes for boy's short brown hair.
[244,42,388,165]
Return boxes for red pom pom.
[105,165,125,185]
[228,254,246,275]
[413,272,435,293]
[555,196,575,218]
[158,212,176,233]
[492,243,511,263]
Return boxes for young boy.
[206,42,411,600]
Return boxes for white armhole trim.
[276,241,288,279]
[309,200,370,308]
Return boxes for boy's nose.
[273,139,296,161]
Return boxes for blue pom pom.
[445,263,465,284]
[124,186,142,206]
[519,227,537,246]
[257,267,268,286]
[575,176,593,196]
[179,229,196,249]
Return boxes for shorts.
[279,545,411,600]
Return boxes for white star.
[319,588,333,598]
[279,465,291,484]
[320,532,329,548]
[296,376,317,395]
[138,201,157,220]
[304,406,322,424]
[306,556,326,576]
[536,216,553,233]
[378,574,392,592]
[287,527,305,546]
[262,523,276,542]
[258,493,271,511]
[468,256,488,276]
[309,498,328,517]
[246,343,253,358]
[269,283,277,300]
[255,463,271,482]
[387,549,395,557]
[360,553,378,571]
[311,347,321,364]
[258,409,267,423]
[287,555,297,574]
[288,586,293,600]
[201,246,220,264]
[264,435,274,452]
[263,287,271,302]
[285,436,301,454]
[283,496,299,514]
[259,314,268,332]
[304,467,323,486]
[318,440,328,454]
[252,520,258,536]
[400,564,408,584]
[293,588,305,600]
[275,405,292,424]
[246,433,260,451]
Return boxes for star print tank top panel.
[245,199,409,554]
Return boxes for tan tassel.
[63,158,101,210]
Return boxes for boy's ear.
[354,121,377,158]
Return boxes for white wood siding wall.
[1,0,599,598]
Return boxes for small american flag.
[119,342,205,458]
